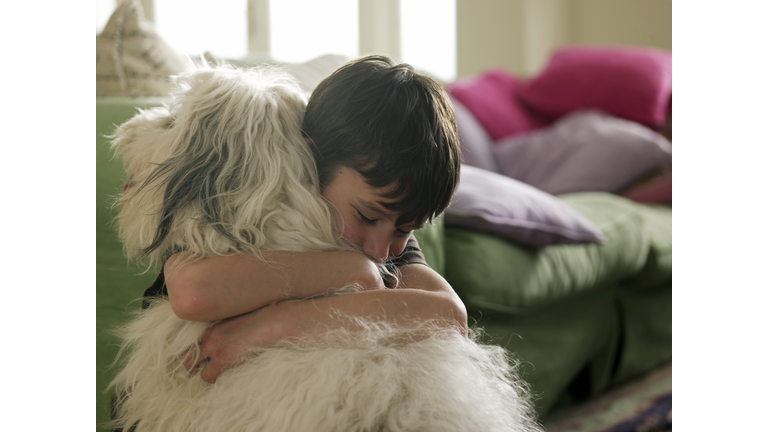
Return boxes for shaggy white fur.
[108,64,542,432]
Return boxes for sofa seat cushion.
[444,193,670,313]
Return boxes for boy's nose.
[364,235,390,262]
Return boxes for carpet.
[543,362,672,432]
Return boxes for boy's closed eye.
[357,210,377,226]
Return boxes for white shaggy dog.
[107,64,542,432]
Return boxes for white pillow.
[284,54,350,93]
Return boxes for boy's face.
[322,166,426,262]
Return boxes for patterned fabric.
[96,0,191,97]
[544,362,672,432]
[603,393,671,432]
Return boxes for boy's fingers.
[181,348,206,373]
[183,326,217,373]
[199,347,244,384]
[200,360,221,384]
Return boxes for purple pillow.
[451,97,499,173]
[445,165,605,246]
[447,69,546,141]
[519,45,672,128]
[492,111,672,195]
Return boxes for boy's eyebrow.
[359,199,426,231]
[359,199,395,218]
[406,221,427,231]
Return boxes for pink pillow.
[519,45,672,128]
[447,69,546,141]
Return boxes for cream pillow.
[284,54,349,93]
[96,0,191,97]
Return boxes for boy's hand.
[184,304,285,384]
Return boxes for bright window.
[96,0,117,33]
[400,0,456,82]
[154,0,248,59]
[95,0,457,81]
[269,0,359,63]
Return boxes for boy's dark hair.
[302,55,461,226]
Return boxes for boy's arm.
[188,263,468,383]
[164,251,385,321]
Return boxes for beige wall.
[457,0,528,78]
[573,0,672,49]
[457,0,671,79]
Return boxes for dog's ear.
[111,107,174,191]
[110,107,179,263]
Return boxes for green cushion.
[413,215,445,277]
[97,98,167,430]
[472,288,621,415]
[619,202,672,289]
[611,203,672,383]
[444,192,661,313]
[614,281,672,385]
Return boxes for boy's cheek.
[338,218,362,248]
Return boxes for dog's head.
[111,65,345,266]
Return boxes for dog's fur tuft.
[111,64,344,268]
[108,65,542,432]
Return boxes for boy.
[149,55,465,384]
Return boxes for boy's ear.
[304,137,313,144]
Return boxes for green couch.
[96,98,671,430]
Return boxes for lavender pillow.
[451,97,499,173]
[493,111,672,195]
[445,165,605,246]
